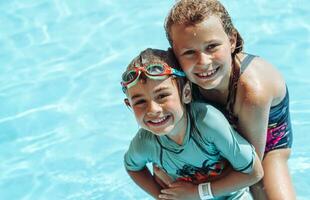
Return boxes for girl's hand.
[158,181,199,200]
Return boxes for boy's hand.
[159,181,199,200]
[153,164,174,188]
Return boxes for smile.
[195,67,219,79]
[147,115,171,126]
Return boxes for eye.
[182,50,196,56]
[205,43,219,51]
[156,93,170,101]
[133,99,146,106]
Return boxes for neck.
[168,113,188,145]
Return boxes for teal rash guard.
[124,102,255,199]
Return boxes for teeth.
[150,116,167,123]
[197,69,217,77]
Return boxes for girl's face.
[170,15,236,90]
[126,76,187,137]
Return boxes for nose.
[146,101,162,117]
[197,51,212,66]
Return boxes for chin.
[201,75,225,90]
[196,80,218,90]
[156,125,177,136]
[145,126,167,135]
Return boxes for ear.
[229,31,237,53]
[124,98,131,108]
[182,81,192,104]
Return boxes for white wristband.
[198,182,214,200]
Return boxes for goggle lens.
[146,64,165,75]
[121,63,185,92]
[122,70,137,83]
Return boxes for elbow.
[251,156,264,184]
[253,167,264,183]
[250,158,264,184]
[248,167,264,185]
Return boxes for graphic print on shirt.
[175,160,227,183]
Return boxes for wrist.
[198,182,214,200]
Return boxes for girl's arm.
[236,58,285,159]
[127,167,163,199]
[206,153,263,196]
[159,153,263,199]
[236,82,272,159]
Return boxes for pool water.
[0,0,309,199]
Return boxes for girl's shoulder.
[240,53,278,82]
[237,54,286,107]
[240,54,284,86]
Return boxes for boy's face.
[170,15,236,90]
[126,76,187,137]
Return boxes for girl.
[163,0,294,199]
[123,48,263,199]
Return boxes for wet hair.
[127,48,179,71]
[165,0,243,56]
[124,48,201,138]
[124,48,187,96]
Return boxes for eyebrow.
[131,94,143,101]
[154,86,170,94]
[130,86,171,101]
[182,40,221,49]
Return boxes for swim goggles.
[121,63,185,92]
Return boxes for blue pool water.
[0,1,309,199]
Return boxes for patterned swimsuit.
[265,85,292,152]
[192,54,293,153]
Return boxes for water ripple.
[0,104,60,124]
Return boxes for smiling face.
[126,76,188,137]
[170,15,236,91]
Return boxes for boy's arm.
[127,167,162,199]
[125,130,163,199]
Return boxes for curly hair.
[165,0,243,55]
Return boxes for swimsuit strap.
[226,54,256,126]
[240,54,256,73]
